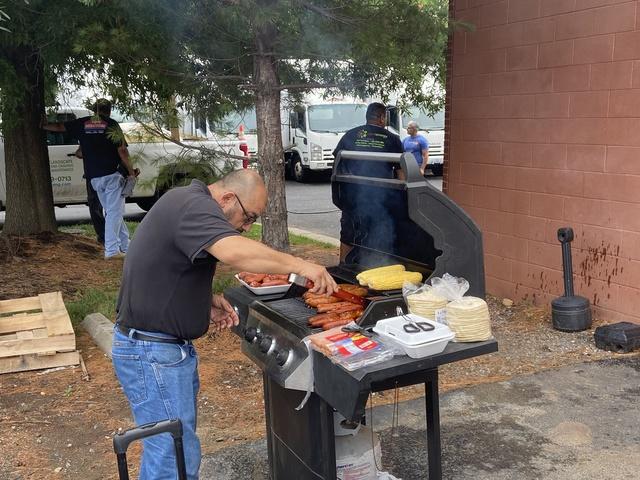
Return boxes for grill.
[224,151,496,479]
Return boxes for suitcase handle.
[113,418,183,453]
[114,419,187,480]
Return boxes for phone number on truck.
[51,175,72,183]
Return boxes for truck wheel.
[136,195,158,212]
[292,157,310,183]
[430,164,444,177]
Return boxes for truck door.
[47,113,87,204]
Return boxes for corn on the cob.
[367,271,423,291]
[356,264,405,285]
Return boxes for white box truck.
[0,107,246,212]
[281,93,368,182]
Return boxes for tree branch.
[276,81,364,91]
[296,1,356,25]
[134,121,250,162]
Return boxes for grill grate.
[265,297,321,335]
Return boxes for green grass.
[245,224,335,249]
[66,287,119,326]
[60,221,140,240]
[62,222,335,249]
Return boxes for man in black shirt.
[113,169,337,478]
[44,99,136,258]
[332,102,403,260]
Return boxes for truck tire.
[135,195,159,212]
[430,163,443,177]
[292,156,310,183]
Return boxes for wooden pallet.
[0,292,79,374]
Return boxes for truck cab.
[282,95,367,182]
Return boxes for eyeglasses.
[234,193,259,225]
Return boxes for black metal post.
[558,227,575,297]
[116,453,130,480]
[425,369,442,480]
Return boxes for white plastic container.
[373,314,455,359]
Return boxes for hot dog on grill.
[321,318,355,330]
[309,308,363,327]
[305,296,341,308]
[316,302,363,313]
[337,284,368,297]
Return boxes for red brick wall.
[448,0,640,322]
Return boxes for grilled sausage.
[310,308,363,328]
[337,284,368,297]
[265,274,289,281]
[260,279,290,286]
[321,318,354,330]
[305,296,341,308]
[316,302,363,314]
[239,272,267,283]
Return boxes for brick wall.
[448,0,640,322]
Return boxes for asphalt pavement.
[201,357,640,480]
[0,178,443,239]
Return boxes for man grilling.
[113,168,337,479]
[332,102,403,261]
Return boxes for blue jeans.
[112,327,201,479]
[91,172,129,257]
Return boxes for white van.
[0,107,246,212]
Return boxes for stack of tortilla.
[445,296,492,342]
[406,289,448,320]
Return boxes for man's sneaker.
[105,252,126,260]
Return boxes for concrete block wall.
[447,0,640,322]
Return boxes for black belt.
[116,324,186,344]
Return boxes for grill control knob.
[258,336,273,353]
[244,327,258,343]
[274,349,289,367]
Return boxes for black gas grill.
[224,151,496,479]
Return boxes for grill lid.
[332,151,485,297]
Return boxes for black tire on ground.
[430,163,444,177]
[292,156,310,183]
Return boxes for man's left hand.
[210,294,239,333]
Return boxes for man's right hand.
[298,262,338,295]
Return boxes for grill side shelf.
[312,339,498,422]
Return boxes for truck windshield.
[307,104,366,133]
[402,107,444,131]
[213,109,257,134]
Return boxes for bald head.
[217,168,265,194]
[210,169,267,232]
[406,120,419,136]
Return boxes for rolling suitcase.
[113,418,188,480]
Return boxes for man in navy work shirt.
[402,120,430,176]
[114,169,337,479]
[43,99,136,258]
[332,102,403,261]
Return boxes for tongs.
[287,273,366,307]
[395,306,434,334]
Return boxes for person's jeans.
[85,178,105,245]
[91,172,129,257]
[112,327,201,480]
